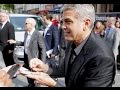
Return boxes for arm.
[52,26,59,55]
[112,30,120,59]
[83,55,115,87]
[7,40,24,46]
[37,32,46,62]
[8,23,15,50]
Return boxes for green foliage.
[0,4,15,13]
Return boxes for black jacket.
[0,21,15,51]
[48,31,116,87]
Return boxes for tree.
[0,4,15,13]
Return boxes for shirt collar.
[27,28,35,35]
[1,20,7,27]
[47,22,52,28]
[72,35,89,56]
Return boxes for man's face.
[0,13,8,22]
[25,20,33,31]
[106,20,111,27]
[42,16,48,25]
[61,10,84,42]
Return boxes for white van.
[9,14,45,59]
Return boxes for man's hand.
[29,58,49,73]
[7,39,16,44]
[0,70,12,87]
[25,72,56,87]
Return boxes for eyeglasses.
[25,23,31,25]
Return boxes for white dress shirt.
[43,22,52,37]
[0,20,8,29]
[25,28,35,54]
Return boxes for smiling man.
[24,4,115,87]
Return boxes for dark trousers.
[2,49,15,66]
[24,54,35,87]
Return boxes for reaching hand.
[7,39,16,44]
[29,58,49,72]
[25,72,56,87]
[0,70,12,87]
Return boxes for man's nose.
[61,24,66,30]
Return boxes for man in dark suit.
[42,14,59,66]
[8,18,46,87]
[0,12,15,67]
[24,4,115,87]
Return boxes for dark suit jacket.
[0,21,15,51]
[48,31,116,87]
[16,30,46,62]
[44,24,59,55]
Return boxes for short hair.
[107,17,116,25]
[25,18,36,27]
[43,14,53,21]
[61,4,95,30]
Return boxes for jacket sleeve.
[112,30,120,60]
[47,56,65,78]
[37,32,46,62]
[52,25,59,55]
[8,23,15,50]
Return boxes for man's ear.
[83,19,91,31]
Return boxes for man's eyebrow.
[64,18,72,21]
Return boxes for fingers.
[0,70,12,87]
[32,68,43,72]
[0,70,6,78]
[29,58,40,68]
[2,74,12,87]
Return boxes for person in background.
[52,15,60,28]
[104,17,120,67]
[93,21,105,38]
[8,18,46,87]
[23,4,115,87]
[42,14,59,67]
[0,12,15,68]
[115,21,120,30]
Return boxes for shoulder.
[6,21,14,27]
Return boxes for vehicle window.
[9,16,45,31]
[10,17,26,31]
[32,17,45,31]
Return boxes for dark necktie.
[105,28,110,39]
[0,23,3,29]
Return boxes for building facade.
[14,4,120,14]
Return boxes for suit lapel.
[65,42,73,75]
[24,32,28,44]
[29,30,36,46]
[67,32,94,86]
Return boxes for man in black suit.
[24,4,115,87]
[0,12,15,67]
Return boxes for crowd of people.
[0,4,120,87]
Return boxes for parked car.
[9,14,45,59]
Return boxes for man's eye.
[65,21,72,24]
